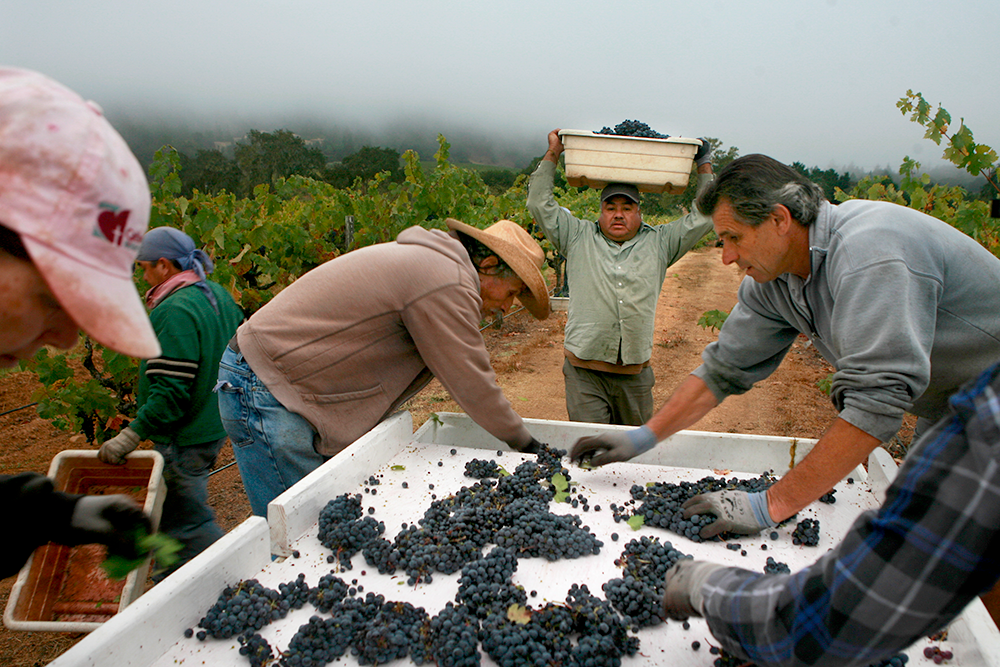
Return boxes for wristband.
[747,491,778,528]
[627,425,659,455]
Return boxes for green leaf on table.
[550,473,568,492]
[553,491,569,503]
[390,465,405,471]
[627,515,645,530]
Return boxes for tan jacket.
[236,226,533,456]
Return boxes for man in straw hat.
[0,67,157,577]
[217,218,550,516]
[527,129,714,426]
[98,226,243,579]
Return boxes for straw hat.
[446,218,550,320]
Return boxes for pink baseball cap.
[0,68,160,359]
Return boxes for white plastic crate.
[49,413,1000,667]
[559,129,702,194]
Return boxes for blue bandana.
[137,227,217,311]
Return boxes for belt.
[228,334,241,354]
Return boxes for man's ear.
[477,255,500,271]
[771,204,795,235]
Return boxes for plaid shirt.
[700,362,1000,667]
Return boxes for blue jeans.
[216,346,327,517]
[153,436,226,581]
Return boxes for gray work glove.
[71,494,152,560]
[662,559,727,620]
[98,426,141,465]
[569,425,658,467]
[512,437,544,454]
[682,489,777,538]
[693,137,712,167]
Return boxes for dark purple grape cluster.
[494,497,602,560]
[763,556,791,575]
[602,535,690,629]
[597,120,670,139]
[317,493,386,570]
[819,489,837,503]
[236,631,273,666]
[464,458,502,479]
[307,571,350,613]
[420,602,481,667]
[792,518,821,546]
[198,579,290,639]
[456,546,525,618]
[627,472,778,542]
[924,645,952,664]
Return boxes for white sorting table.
[50,412,1000,667]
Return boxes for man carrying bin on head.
[99,226,244,580]
[0,67,156,577]
[217,218,551,516]
[527,129,715,426]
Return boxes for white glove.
[98,427,141,465]
[569,425,658,467]
[682,489,777,538]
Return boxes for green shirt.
[527,160,713,366]
[131,281,243,447]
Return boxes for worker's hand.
[662,559,726,620]
[682,490,777,538]
[694,137,712,167]
[569,425,658,467]
[546,129,564,161]
[512,437,544,454]
[71,494,153,560]
[98,426,140,465]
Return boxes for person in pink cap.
[0,67,159,577]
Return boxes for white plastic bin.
[559,129,702,194]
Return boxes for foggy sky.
[2,0,997,173]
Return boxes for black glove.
[70,495,153,560]
[513,437,544,454]
[693,137,712,167]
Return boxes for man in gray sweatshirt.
[571,153,1000,536]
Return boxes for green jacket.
[130,281,243,447]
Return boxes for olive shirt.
[527,160,714,370]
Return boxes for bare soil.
[0,245,921,665]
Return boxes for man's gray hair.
[696,154,826,227]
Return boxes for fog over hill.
[110,111,991,194]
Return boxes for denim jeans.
[216,345,327,517]
[153,436,226,581]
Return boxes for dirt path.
[0,245,902,664]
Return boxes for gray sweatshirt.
[694,198,1000,442]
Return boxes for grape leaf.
[550,473,568,492]
[507,603,531,625]
[627,515,645,530]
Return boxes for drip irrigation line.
[0,402,38,418]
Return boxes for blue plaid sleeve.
[699,362,1000,667]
